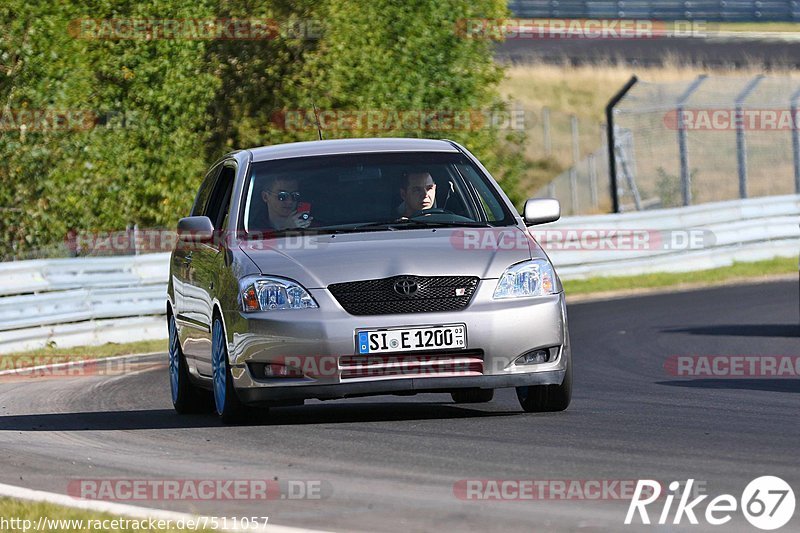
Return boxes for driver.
[398,172,436,217]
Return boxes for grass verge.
[711,22,800,33]
[1,339,167,370]
[0,497,214,532]
[563,257,797,296]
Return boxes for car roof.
[247,138,459,163]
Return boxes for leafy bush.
[0,0,525,259]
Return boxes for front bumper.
[236,371,566,404]
[225,281,570,404]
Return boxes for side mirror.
[177,216,214,243]
[522,198,561,226]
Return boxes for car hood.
[239,227,541,289]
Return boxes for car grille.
[339,350,484,380]
[328,275,480,315]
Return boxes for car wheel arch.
[211,304,230,361]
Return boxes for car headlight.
[240,276,318,312]
[493,259,556,299]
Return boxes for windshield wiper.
[338,218,495,232]
[244,227,335,239]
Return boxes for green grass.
[1,339,167,370]
[563,257,797,295]
[0,498,215,532]
[712,22,800,33]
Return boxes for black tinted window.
[190,163,222,216]
[242,152,513,233]
[205,164,235,229]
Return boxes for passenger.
[260,175,313,230]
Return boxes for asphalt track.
[0,280,798,532]
[496,36,800,68]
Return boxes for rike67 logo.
[626,477,795,530]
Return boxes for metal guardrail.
[0,254,168,296]
[543,194,800,279]
[0,254,169,354]
[508,0,800,21]
[0,195,797,353]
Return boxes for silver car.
[167,138,571,423]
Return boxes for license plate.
[357,324,467,355]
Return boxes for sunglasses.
[268,190,301,202]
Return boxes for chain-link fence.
[522,108,608,215]
[534,136,610,216]
[614,75,800,211]
[540,75,800,215]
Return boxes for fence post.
[588,153,598,210]
[791,87,800,194]
[735,75,764,199]
[606,76,638,213]
[542,107,552,156]
[569,115,580,214]
[599,123,608,210]
[543,107,555,197]
[675,75,707,206]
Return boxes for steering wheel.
[408,208,457,218]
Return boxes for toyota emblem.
[393,277,418,297]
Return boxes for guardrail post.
[606,76,638,213]
[735,75,765,199]
[791,87,800,194]
[676,75,708,206]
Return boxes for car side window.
[204,163,236,230]
[456,163,505,222]
[191,163,223,217]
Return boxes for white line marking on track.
[0,352,330,532]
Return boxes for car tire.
[451,388,494,403]
[168,314,211,414]
[211,316,254,424]
[516,353,572,413]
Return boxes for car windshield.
[240,151,515,235]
